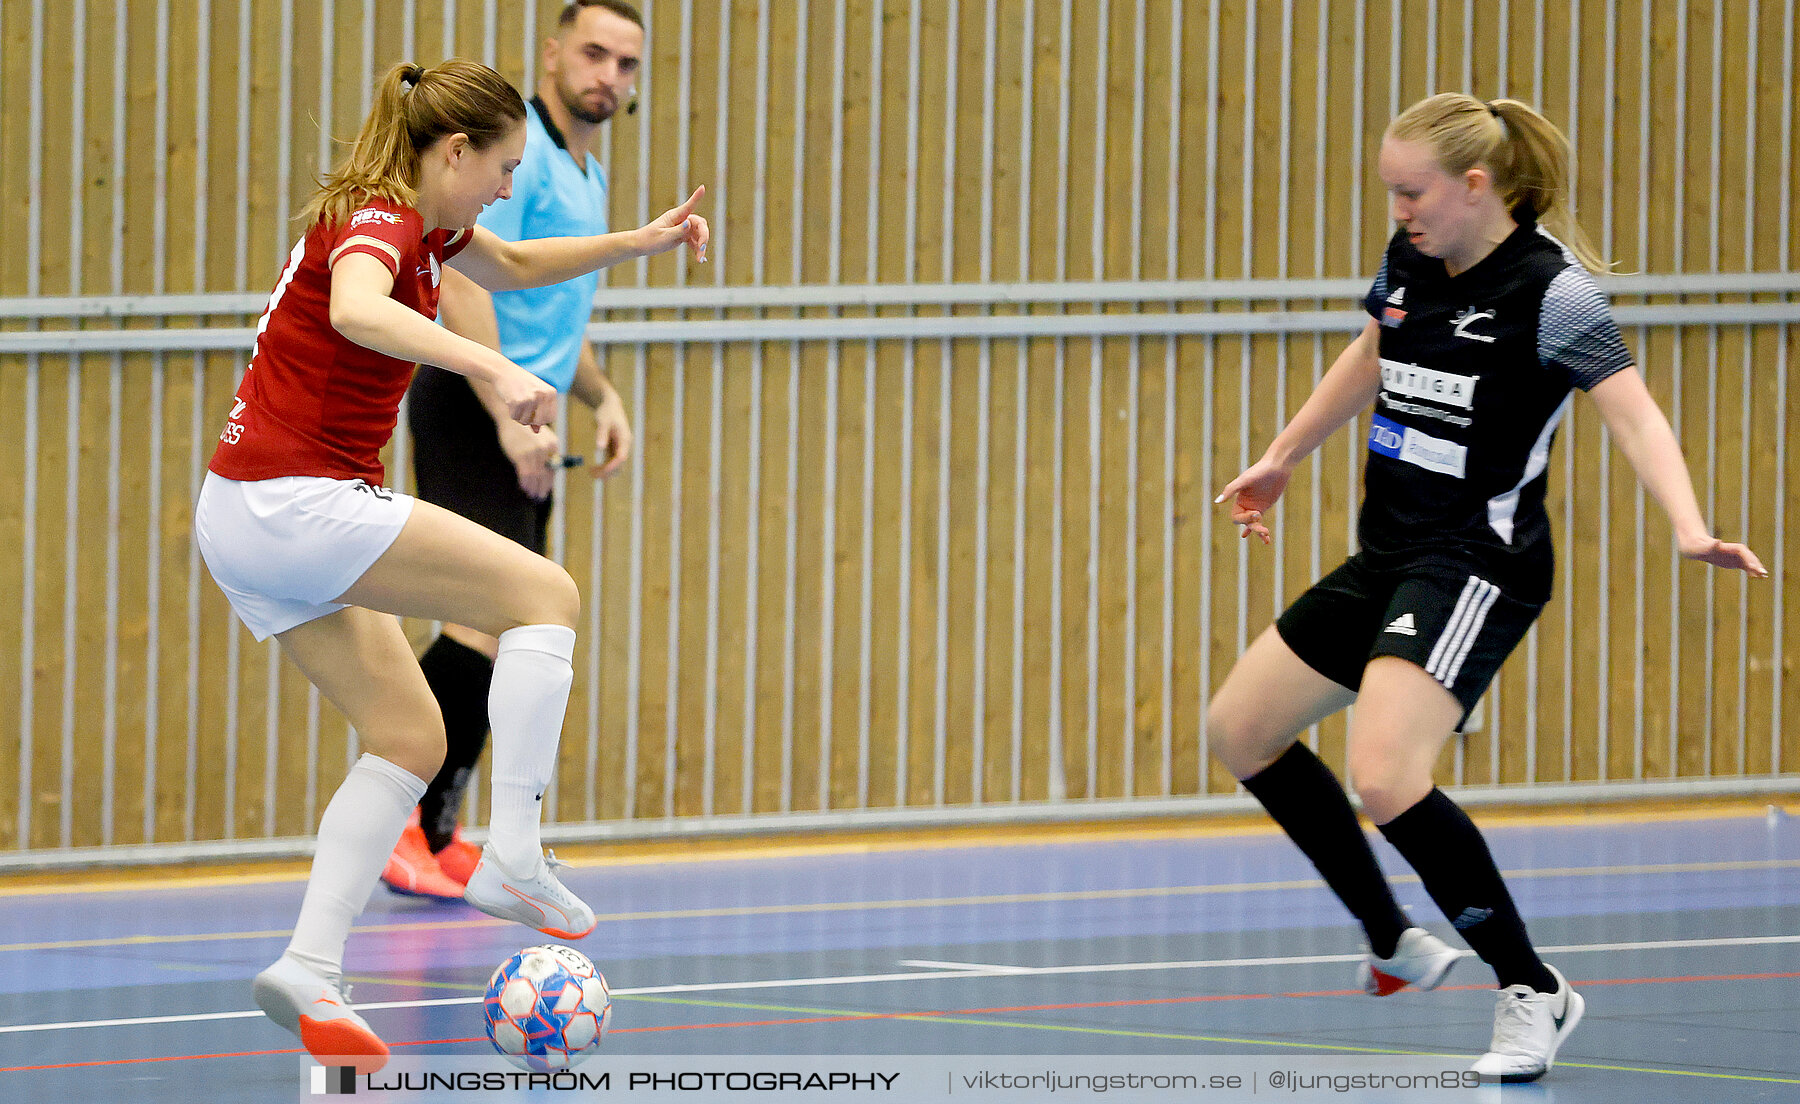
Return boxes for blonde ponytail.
[1389,93,1610,273]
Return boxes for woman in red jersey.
[192,58,706,1072]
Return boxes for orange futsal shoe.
[253,954,389,1074]
[379,812,466,900]
[433,827,483,886]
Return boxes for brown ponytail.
[300,59,527,230]
[1388,92,1609,273]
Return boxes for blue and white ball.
[483,944,613,1071]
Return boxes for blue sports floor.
[1,806,1796,1102]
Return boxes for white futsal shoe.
[462,846,597,939]
[1358,926,1466,996]
[252,954,389,1073]
[1472,965,1585,1083]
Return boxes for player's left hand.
[1680,535,1769,577]
[592,388,634,479]
[637,185,710,263]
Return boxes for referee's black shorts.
[407,364,553,555]
[1275,552,1544,726]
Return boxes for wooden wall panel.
[749,343,791,814]
[0,0,31,852]
[0,1,1796,854]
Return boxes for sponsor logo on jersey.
[1451,306,1497,343]
[1381,286,1407,326]
[1367,413,1468,479]
[1378,394,1474,427]
[349,208,405,229]
[1379,359,1478,409]
[219,394,249,445]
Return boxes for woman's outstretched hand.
[1213,458,1292,545]
[1679,534,1769,578]
[636,185,710,263]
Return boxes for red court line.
[8,970,1796,1073]
[0,1035,485,1074]
[2,1046,305,1072]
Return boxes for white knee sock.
[284,753,427,979]
[487,623,577,872]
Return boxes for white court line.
[3,934,1796,1037]
[898,959,1036,974]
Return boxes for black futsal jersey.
[1358,223,1633,603]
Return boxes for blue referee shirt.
[475,97,609,395]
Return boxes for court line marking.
[2,857,1794,954]
[2,935,1796,1036]
[605,993,1800,1084]
[9,986,1795,1085]
[902,934,1800,975]
[10,802,1786,897]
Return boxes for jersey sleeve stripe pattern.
[1538,264,1634,391]
[328,235,404,273]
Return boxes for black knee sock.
[416,635,495,852]
[1378,788,1557,992]
[1242,744,1412,958]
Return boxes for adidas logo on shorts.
[1384,612,1418,636]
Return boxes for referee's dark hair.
[558,0,643,30]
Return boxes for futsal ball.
[483,944,613,1072]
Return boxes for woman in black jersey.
[1210,93,1767,1084]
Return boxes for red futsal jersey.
[209,198,471,484]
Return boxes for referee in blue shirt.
[385,0,647,899]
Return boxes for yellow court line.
[342,974,482,993]
[5,799,1789,897]
[1555,1061,1800,1084]
[625,995,1800,1083]
[0,823,1285,897]
[2,857,1795,955]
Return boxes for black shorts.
[407,364,553,555]
[1275,552,1544,725]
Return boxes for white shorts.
[194,472,415,641]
